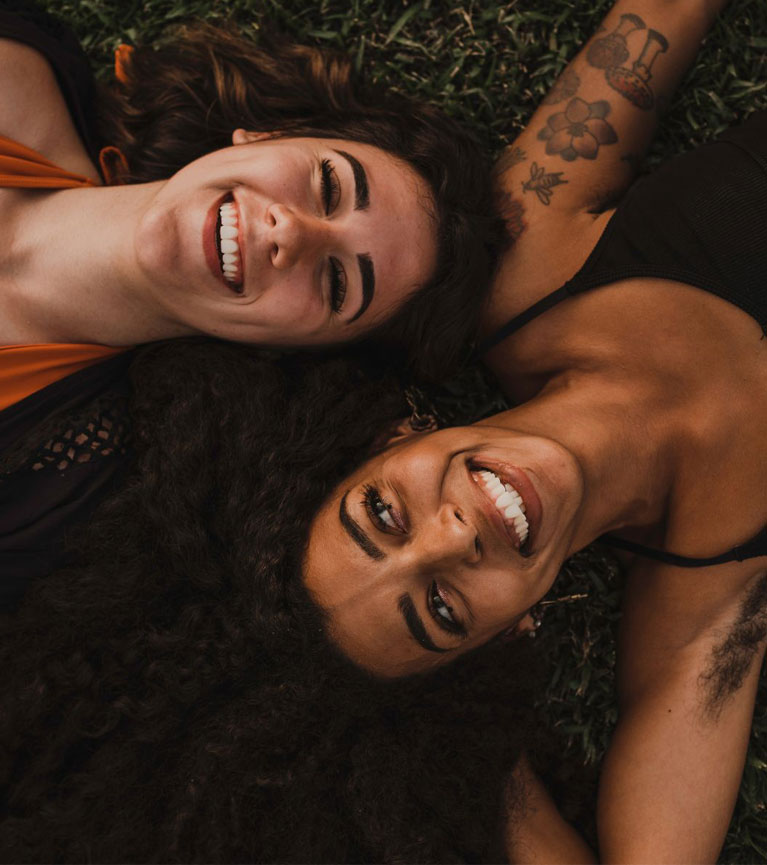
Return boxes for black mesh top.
[481,110,767,568]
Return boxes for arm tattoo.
[700,573,767,719]
[542,68,581,105]
[537,97,617,162]
[495,145,527,175]
[586,13,669,110]
[522,162,568,205]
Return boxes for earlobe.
[232,128,275,146]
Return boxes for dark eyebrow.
[349,253,375,323]
[398,593,450,654]
[334,149,369,210]
[339,490,384,560]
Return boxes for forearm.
[497,0,731,212]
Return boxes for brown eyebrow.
[339,490,384,560]
[334,149,369,210]
[398,593,450,654]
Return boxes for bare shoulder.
[0,37,99,180]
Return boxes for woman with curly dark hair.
[0,342,541,864]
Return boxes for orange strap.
[0,134,96,189]
[0,136,128,411]
[0,344,127,412]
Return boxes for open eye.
[427,581,466,637]
[320,158,341,214]
[362,484,397,530]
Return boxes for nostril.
[271,244,278,262]
[454,509,466,524]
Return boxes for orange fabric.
[0,344,126,412]
[0,134,95,188]
[0,136,128,410]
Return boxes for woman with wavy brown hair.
[0,2,502,586]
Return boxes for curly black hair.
[0,340,539,863]
[96,22,507,381]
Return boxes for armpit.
[699,573,767,719]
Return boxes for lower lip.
[202,194,236,292]
[470,458,543,553]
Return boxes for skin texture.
[0,42,437,347]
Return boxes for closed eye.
[320,158,341,214]
[329,257,347,314]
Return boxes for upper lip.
[465,458,541,556]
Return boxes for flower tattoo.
[537,97,618,161]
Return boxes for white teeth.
[476,468,530,546]
[218,202,242,282]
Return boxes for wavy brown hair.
[0,340,538,863]
[94,23,506,381]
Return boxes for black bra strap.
[478,283,575,355]
[599,526,767,568]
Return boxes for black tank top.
[481,111,767,568]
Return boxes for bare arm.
[505,755,597,865]
[598,563,767,863]
[0,37,100,180]
[496,0,729,219]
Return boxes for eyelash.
[362,484,398,532]
[427,581,466,638]
[320,158,347,314]
[320,158,341,214]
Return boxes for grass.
[39,0,767,860]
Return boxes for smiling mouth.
[215,195,244,293]
[470,465,533,554]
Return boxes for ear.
[499,610,538,642]
[371,417,431,454]
[232,128,275,146]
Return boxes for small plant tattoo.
[543,68,581,105]
[537,97,617,161]
[495,145,527,174]
[522,162,568,205]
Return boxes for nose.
[266,203,329,269]
[416,503,480,569]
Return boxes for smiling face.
[303,422,586,677]
[134,134,438,346]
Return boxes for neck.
[2,183,190,345]
[492,372,681,554]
